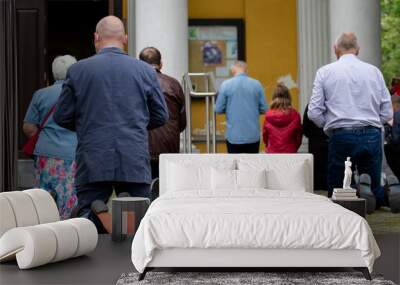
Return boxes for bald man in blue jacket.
[54,16,168,231]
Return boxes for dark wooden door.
[15,0,47,150]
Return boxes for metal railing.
[182,72,218,153]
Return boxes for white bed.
[131,154,380,280]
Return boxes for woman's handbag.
[22,104,57,157]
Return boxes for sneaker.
[358,173,376,214]
[387,175,400,213]
[91,200,112,233]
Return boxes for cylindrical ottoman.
[111,197,150,242]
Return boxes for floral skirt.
[34,155,78,219]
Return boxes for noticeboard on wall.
[188,19,245,91]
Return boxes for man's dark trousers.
[327,127,384,204]
[150,159,159,179]
[385,143,400,179]
[226,140,260,153]
[76,181,150,232]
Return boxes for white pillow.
[236,169,267,189]
[211,168,237,190]
[237,158,309,192]
[265,162,307,192]
[167,162,211,191]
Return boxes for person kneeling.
[263,83,302,153]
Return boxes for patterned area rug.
[116,272,396,285]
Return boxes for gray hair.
[52,55,77,81]
[335,32,359,51]
[232,60,248,70]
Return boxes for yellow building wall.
[188,0,299,153]
[189,0,245,18]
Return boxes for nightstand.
[332,198,366,218]
[111,197,150,242]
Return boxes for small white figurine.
[343,157,352,189]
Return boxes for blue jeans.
[327,127,383,203]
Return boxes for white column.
[329,0,381,67]
[133,0,188,81]
[296,0,330,114]
[127,0,136,56]
[296,0,330,153]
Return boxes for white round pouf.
[42,221,79,262]
[24,189,60,224]
[0,196,17,237]
[65,218,98,257]
[0,190,98,269]
[1,192,39,227]
[0,226,57,269]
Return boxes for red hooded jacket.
[263,108,302,153]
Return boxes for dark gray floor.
[374,234,400,284]
[0,235,134,285]
[1,234,399,285]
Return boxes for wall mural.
[188,19,245,148]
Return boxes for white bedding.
[131,190,380,273]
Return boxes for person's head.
[270,83,292,110]
[392,77,400,87]
[230,61,248,76]
[94,15,127,52]
[139,47,162,70]
[392,95,400,113]
[334,32,360,59]
[52,55,77,81]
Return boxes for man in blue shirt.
[215,61,268,153]
[308,32,393,213]
[54,16,168,232]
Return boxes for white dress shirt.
[308,54,393,134]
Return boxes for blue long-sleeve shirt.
[308,54,393,134]
[215,73,268,144]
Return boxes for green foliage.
[381,0,400,84]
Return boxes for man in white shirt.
[308,32,393,213]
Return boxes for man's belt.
[331,126,381,134]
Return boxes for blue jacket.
[54,47,168,186]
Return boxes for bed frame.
[139,248,371,280]
[139,154,372,281]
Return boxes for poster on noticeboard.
[188,19,245,90]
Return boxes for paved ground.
[367,208,400,234]
[314,190,400,235]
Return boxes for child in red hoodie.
[263,83,302,153]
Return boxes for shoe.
[387,175,400,213]
[358,174,376,214]
[118,192,131,198]
[91,200,112,233]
